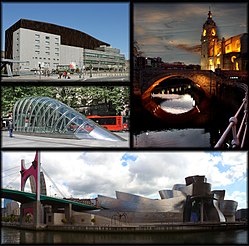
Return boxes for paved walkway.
[1,73,129,83]
[1,131,129,148]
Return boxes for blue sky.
[134,2,247,64]
[2,151,247,209]
[2,2,129,59]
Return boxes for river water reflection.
[134,77,244,148]
[1,227,248,244]
[159,94,195,114]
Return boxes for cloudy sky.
[2,151,247,209]
[134,2,247,64]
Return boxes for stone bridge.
[137,68,222,97]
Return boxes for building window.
[55,53,59,56]
[45,41,50,45]
[45,36,50,40]
[35,45,40,49]
[35,51,40,55]
[35,34,40,38]
[235,62,239,70]
[35,40,40,44]
[55,43,59,46]
[45,52,50,55]
[46,47,50,50]
[55,48,59,51]
[225,45,231,54]
[48,58,50,60]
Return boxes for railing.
[215,83,248,149]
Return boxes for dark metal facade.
[5,18,110,59]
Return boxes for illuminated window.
[209,59,213,65]
[226,45,231,54]
[235,62,239,70]
[217,57,220,65]
[235,40,240,52]
[231,56,236,63]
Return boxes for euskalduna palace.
[5,19,127,73]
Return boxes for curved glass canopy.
[12,96,125,141]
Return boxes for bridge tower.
[201,9,218,71]
[20,151,43,227]
[20,151,46,195]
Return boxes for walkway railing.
[215,83,248,149]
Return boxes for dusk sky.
[134,2,247,64]
[2,151,247,209]
[2,2,129,59]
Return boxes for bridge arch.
[141,74,210,123]
[20,152,39,193]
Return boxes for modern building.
[201,11,248,71]
[2,199,20,218]
[12,96,125,141]
[5,19,126,73]
[89,175,238,224]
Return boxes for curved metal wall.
[98,192,185,213]
[12,96,124,141]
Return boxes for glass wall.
[12,97,124,141]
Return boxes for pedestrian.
[67,72,71,79]
[8,119,14,137]
[25,117,29,132]
[63,71,67,78]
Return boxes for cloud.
[174,44,201,54]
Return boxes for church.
[200,10,248,71]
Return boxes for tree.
[1,86,54,116]
[1,86,129,117]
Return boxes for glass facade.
[12,97,125,141]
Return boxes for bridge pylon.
[20,151,43,227]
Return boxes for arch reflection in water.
[153,94,195,114]
[12,96,125,141]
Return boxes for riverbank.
[2,221,247,233]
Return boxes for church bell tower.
[201,10,218,70]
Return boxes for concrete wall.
[13,28,61,71]
[47,213,65,225]
[90,210,183,224]
[60,45,83,68]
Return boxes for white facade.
[13,28,61,72]
[60,45,83,68]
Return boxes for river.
[133,78,245,148]
[1,226,247,244]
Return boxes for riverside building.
[5,19,126,73]
[200,11,248,71]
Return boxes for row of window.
[33,57,59,61]
[85,53,125,60]
[35,33,59,41]
[34,50,59,55]
[35,44,59,49]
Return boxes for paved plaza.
[1,73,129,83]
[2,130,129,148]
